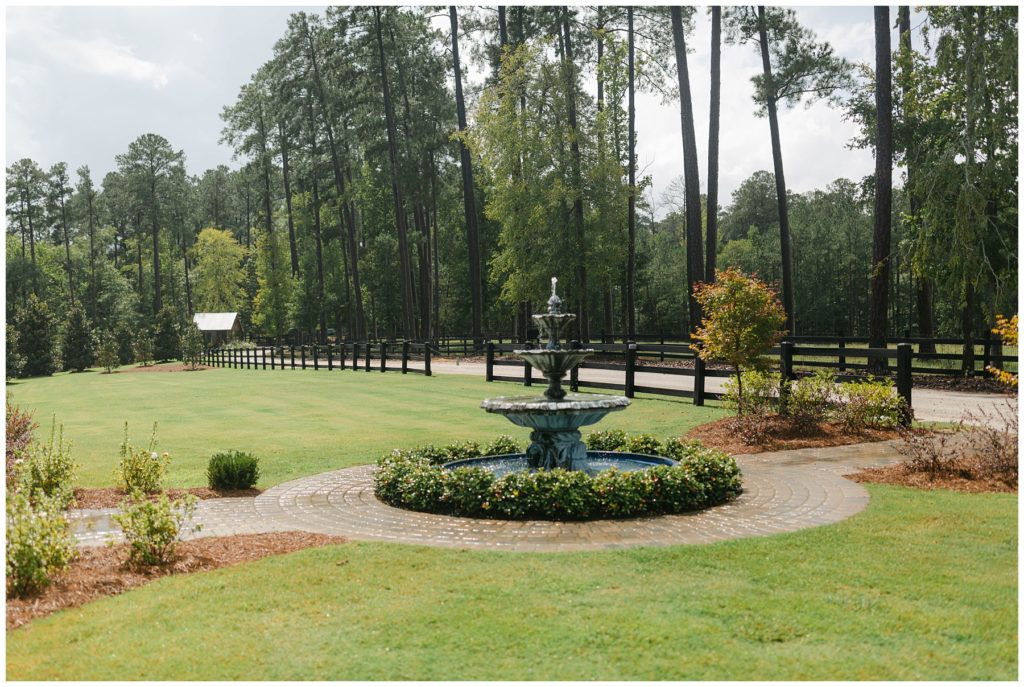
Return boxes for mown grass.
[5,364,724,488]
[6,485,1016,680]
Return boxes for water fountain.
[444,277,677,477]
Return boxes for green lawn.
[6,364,725,488]
[6,485,1016,680]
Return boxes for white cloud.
[8,9,171,89]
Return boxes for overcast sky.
[6,5,921,218]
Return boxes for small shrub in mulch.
[685,416,903,456]
[852,400,1018,494]
[6,532,346,630]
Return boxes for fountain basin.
[442,451,677,478]
[514,349,593,377]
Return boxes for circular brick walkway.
[70,441,906,551]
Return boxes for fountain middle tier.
[481,393,630,471]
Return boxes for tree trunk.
[498,6,508,47]
[151,178,162,315]
[671,7,705,334]
[868,6,893,362]
[451,6,484,346]
[561,7,589,342]
[962,281,975,374]
[898,6,936,354]
[374,7,416,339]
[278,121,300,277]
[26,193,38,295]
[256,102,277,277]
[626,7,637,338]
[59,195,75,303]
[304,97,328,343]
[301,14,365,340]
[706,6,721,283]
[757,6,795,334]
[344,163,365,339]
[87,189,97,318]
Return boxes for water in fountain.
[444,277,677,476]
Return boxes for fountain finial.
[547,276,562,315]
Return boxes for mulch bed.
[685,416,902,456]
[6,532,346,630]
[73,487,262,510]
[910,375,1016,394]
[849,465,1016,494]
[117,363,211,374]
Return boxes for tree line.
[6,6,1017,374]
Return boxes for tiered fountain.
[444,278,677,477]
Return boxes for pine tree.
[153,307,181,362]
[16,294,57,377]
[62,305,97,372]
[180,321,204,370]
[97,333,120,373]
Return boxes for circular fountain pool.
[442,451,677,478]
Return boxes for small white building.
[193,312,241,346]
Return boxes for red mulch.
[6,532,346,630]
[849,465,1016,494]
[73,487,262,510]
[117,363,211,374]
[686,416,902,456]
[911,375,1016,394]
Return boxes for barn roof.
[193,312,239,332]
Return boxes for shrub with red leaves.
[6,404,37,489]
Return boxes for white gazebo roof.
[193,312,239,332]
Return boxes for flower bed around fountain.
[374,434,742,521]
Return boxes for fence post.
[693,350,706,407]
[380,342,387,372]
[288,345,294,369]
[625,342,636,398]
[524,356,533,387]
[424,342,432,376]
[300,345,306,370]
[353,342,360,371]
[660,335,665,362]
[262,347,267,370]
[402,340,410,374]
[569,340,580,392]
[270,347,276,370]
[365,343,371,372]
[340,343,347,370]
[838,337,846,372]
[780,341,795,412]
[485,342,494,382]
[327,344,333,371]
[896,343,913,426]
[983,329,992,373]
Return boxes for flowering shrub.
[6,491,76,597]
[114,422,169,493]
[483,435,521,456]
[113,491,199,566]
[6,404,36,489]
[374,435,742,521]
[20,419,78,509]
[586,429,627,451]
[987,314,1018,387]
[622,433,662,455]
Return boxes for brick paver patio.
[70,440,907,551]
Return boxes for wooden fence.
[204,342,432,376]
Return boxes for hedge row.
[374,435,742,521]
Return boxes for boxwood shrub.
[374,434,742,521]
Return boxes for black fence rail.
[485,340,919,423]
[204,342,432,376]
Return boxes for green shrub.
[443,468,495,516]
[114,422,168,494]
[20,419,78,509]
[115,324,136,365]
[180,321,204,370]
[207,451,260,490]
[659,437,708,462]
[16,294,57,377]
[375,440,743,522]
[6,491,76,597]
[837,376,908,429]
[724,369,781,443]
[622,433,662,455]
[153,306,181,362]
[6,323,24,379]
[113,491,199,566]
[133,330,154,367]
[483,435,521,456]
[62,304,96,372]
[97,333,120,373]
[443,440,482,461]
[586,429,627,451]
[785,369,837,424]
